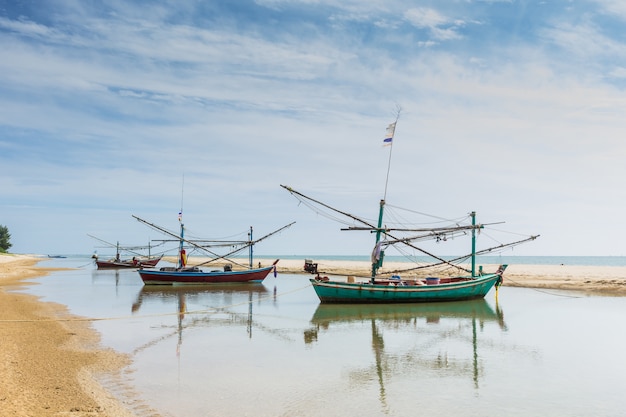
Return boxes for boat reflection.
[308,298,505,330]
[91,268,122,284]
[90,268,141,293]
[130,283,269,313]
[131,284,269,353]
[305,299,507,414]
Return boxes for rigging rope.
[385,203,471,226]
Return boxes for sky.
[1,0,626,259]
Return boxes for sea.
[15,255,626,417]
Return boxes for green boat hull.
[310,273,502,304]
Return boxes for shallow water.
[22,258,626,417]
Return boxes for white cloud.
[404,7,449,29]
[404,7,463,41]
[594,0,626,18]
[608,66,626,78]
[0,16,56,37]
[542,20,626,61]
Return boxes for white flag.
[383,122,396,145]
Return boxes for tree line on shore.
[0,225,12,253]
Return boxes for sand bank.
[0,254,138,417]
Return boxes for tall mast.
[373,108,401,282]
[178,174,185,269]
[178,218,185,269]
[470,212,484,277]
[248,226,253,268]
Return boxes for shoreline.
[0,254,138,417]
[2,254,625,416]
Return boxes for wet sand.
[0,254,136,417]
[2,255,626,417]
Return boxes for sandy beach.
[2,255,626,417]
[0,254,136,417]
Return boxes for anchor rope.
[500,275,583,298]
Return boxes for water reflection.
[130,284,269,353]
[305,299,506,414]
[91,268,123,285]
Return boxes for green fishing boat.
[281,116,538,304]
[307,264,506,303]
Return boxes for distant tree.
[0,225,12,253]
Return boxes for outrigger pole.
[380,234,540,276]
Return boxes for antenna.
[179,174,185,223]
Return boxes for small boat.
[133,214,293,285]
[93,254,163,270]
[281,116,538,304]
[89,235,164,269]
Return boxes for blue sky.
[1,0,625,258]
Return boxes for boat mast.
[248,226,253,268]
[372,109,400,282]
[371,199,385,282]
[469,211,485,277]
[178,175,185,269]
[178,215,185,269]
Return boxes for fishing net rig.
[281,184,539,276]
[132,214,295,269]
